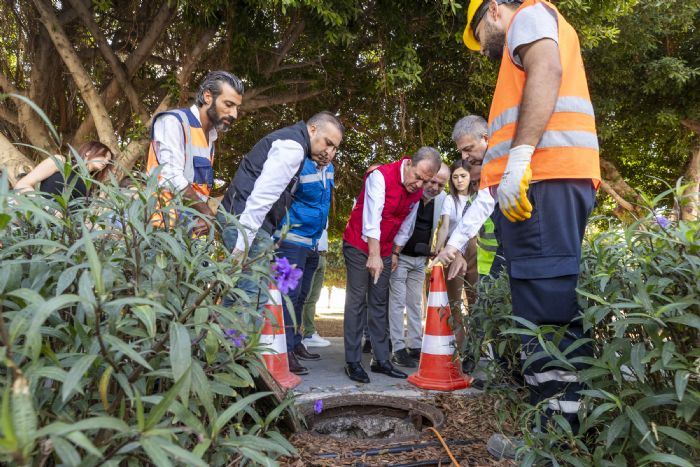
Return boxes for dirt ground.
[314,316,345,338]
[281,393,516,466]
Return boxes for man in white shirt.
[218,112,344,313]
[148,71,244,235]
[342,147,442,383]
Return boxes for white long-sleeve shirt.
[446,188,496,252]
[362,159,419,248]
[235,139,305,251]
[152,104,216,199]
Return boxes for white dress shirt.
[446,188,496,252]
[362,159,419,248]
[235,139,306,251]
[152,104,216,199]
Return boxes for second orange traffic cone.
[260,282,301,389]
[408,264,472,391]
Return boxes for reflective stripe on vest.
[477,218,498,274]
[147,108,214,199]
[480,0,601,190]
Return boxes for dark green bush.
[467,188,700,466]
[0,167,296,466]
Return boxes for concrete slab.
[293,337,481,403]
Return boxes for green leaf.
[157,439,208,467]
[36,417,130,437]
[11,375,37,456]
[606,414,629,448]
[132,305,156,338]
[0,387,17,450]
[56,265,81,295]
[143,368,191,431]
[213,392,271,438]
[625,406,652,446]
[169,323,192,405]
[51,435,81,466]
[638,453,695,467]
[667,313,700,330]
[141,437,174,467]
[674,370,689,401]
[62,355,97,402]
[65,430,103,458]
[82,225,104,295]
[656,425,700,450]
[102,334,152,371]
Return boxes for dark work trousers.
[276,241,320,352]
[493,179,596,432]
[343,242,392,363]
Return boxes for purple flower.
[272,257,303,294]
[655,215,670,229]
[314,399,323,414]
[225,329,247,347]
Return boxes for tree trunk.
[0,131,37,187]
[681,119,700,221]
[67,0,148,123]
[71,2,176,144]
[0,72,56,152]
[32,0,119,154]
[599,157,645,217]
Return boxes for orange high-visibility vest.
[146,108,214,227]
[480,0,601,190]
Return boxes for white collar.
[190,104,218,143]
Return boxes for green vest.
[477,217,498,275]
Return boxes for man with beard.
[147,71,244,235]
[218,112,344,315]
[435,0,601,459]
[342,147,442,383]
[387,163,449,368]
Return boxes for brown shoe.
[288,353,308,375]
[294,343,321,361]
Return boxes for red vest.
[343,158,423,257]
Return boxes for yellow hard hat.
[463,0,486,51]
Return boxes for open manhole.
[298,394,444,444]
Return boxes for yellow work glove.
[497,145,534,222]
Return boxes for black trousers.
[342,242,392,363]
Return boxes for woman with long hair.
[435,159,472,347]
[14,141,113,199]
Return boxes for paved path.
[293,337,481,403]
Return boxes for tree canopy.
[1,0,699,233]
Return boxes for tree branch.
[0,131,37,186]
[241,88,324,111]
[263,17,306,78]
[32,0,119,153]
[67,0,148,123]
[72,2,176,144]
[682,118,700,135]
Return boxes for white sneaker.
[302,333,331,348]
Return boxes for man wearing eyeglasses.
[342,147,442,384]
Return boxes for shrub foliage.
[468,188,700,466]
[0,169,296,466]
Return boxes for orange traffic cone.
[408,264,473,391]
[260,282,301,389]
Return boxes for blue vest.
[276,160,334,248]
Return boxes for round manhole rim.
[297,394,444,445]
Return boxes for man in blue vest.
[218,112,344,316]
[274,158,334,375]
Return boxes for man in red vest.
[342,147,442,383]
[434,0,600,459]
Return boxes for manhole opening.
[299,395,444,442]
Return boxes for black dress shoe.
[408,347,421,360]
[391,349,416,368]
[345,362,370,383]
[362,339,372,354]
[461,356,476,374]
[288,353,308,375]
[369,359,408,379]
[294,343,321,361]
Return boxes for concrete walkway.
[293,337,481,403]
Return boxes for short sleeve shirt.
[441,194,471,237]
[507,3,559,68]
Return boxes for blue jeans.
[217,212,274,317]
[276,240,319,352]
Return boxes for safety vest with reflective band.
[479,0,601,190]
[476,217,498,276]
[147,107,215,200]
[275,159,334,248]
